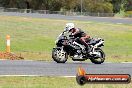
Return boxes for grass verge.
[0,77,131,88]
[0,16,131,62]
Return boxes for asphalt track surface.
[0,60,132,76]
[0,12,132,24]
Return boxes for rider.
[64,23,91,54]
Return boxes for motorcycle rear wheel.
[90,48,105,64]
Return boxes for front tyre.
[90,48,105,64]
[52,48,68,63]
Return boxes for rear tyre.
[52,48,68,63]
[90,48,105,64]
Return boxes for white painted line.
[0,75,76,78]
[116,23,123,24]
[60,76,76,78]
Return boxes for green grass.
[0,16,132,62]
[0,77,131,88]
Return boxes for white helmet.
[64,23,75,31]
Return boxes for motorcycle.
[52,31,105,64]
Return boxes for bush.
[125,11,132,17]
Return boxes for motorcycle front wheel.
[52,48,68,63]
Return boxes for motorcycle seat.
[89,39,101,45]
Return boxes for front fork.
[59,46,66,58]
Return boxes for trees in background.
[126,0,132,11]
[111,0,128,13]
[0,0,131,13]
[82,0,113,13]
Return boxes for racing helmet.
[64,23,75,31]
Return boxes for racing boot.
[86,45,91,53]
[74,50,83,58]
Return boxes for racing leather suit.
[69,28,91,52]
